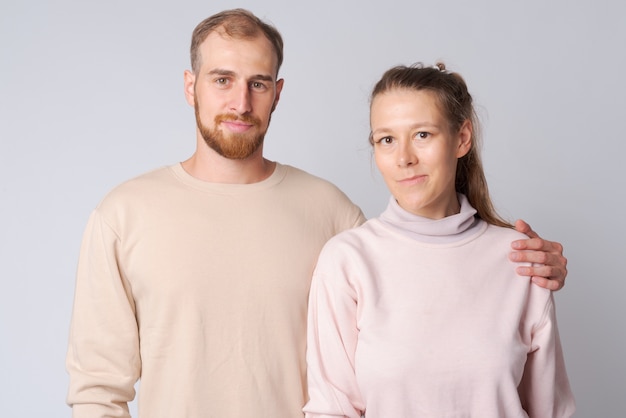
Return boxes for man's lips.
[221,120,255,133]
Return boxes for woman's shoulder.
[483,223,529,242]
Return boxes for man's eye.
[216,78,228,85]
[251,81,267,90]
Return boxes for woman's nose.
[397,141,417,167]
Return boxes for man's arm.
[509,219,568,291]
[66,210,139,417]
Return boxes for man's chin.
[211,140,264,160]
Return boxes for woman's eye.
[416,131,429,139]
[377,136,393,144]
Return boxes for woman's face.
[370,88,471,219]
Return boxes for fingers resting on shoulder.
[510,219,568,291]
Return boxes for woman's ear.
[456,120,472,158]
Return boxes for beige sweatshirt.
[66,163,365,418]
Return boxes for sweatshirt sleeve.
[303,244,364,418]
[518,292,576,417]
[66,210,140,418]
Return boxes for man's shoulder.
[279,163,330,183]
[277,163,366,226]
[279,163,346,194]
[97,165,175,209]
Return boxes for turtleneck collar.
[378,194,486,244]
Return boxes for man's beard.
[194,99,267,160]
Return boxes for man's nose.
[229,83,252,114]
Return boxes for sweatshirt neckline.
[378,194,486,244]
[169,162,288,193]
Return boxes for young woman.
[303,63,575,417]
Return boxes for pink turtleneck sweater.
[304,195,575,417]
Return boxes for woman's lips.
[398,174,426,185]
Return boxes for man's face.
[185,31,284,160]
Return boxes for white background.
[1,0,624,416]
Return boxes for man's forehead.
[199,32,279,77]
[201,30,268,50]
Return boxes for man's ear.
[456,119,472,158]
[271,78,285,112]
[183,70,196,107]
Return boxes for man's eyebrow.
[207,68,236,77]
[250,74,275,82]
[207,69,274,82]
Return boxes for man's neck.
[181,143,275,184]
